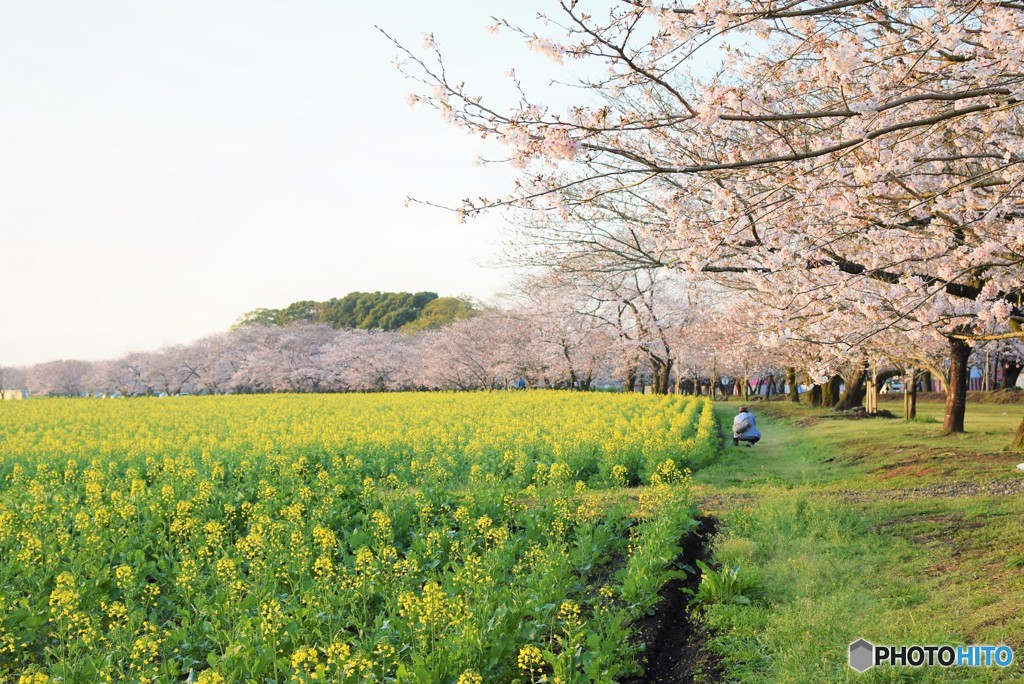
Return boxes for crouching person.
[732,406,761,447]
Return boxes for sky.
[0,1,577,366]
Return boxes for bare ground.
[627,516,724,684]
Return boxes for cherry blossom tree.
[191,333,243,394]
[591,268,711,393]
[27,360,92,397]
[0,366,27,395]
[394,0,1024,435]
[507,274,616,389]
[86,356,147,396]
[144,345,205,396]
[228,324,343,393]
[417,314,509,390]
[330,330,414,392]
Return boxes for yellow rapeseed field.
[0,392,717,683]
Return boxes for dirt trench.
[626,515,723,684]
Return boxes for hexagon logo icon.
[849,639,874,672]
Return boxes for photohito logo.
[849,639,1014,672]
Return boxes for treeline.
[235,291,476,332]
[9,274,693,397]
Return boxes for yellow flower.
[128,631,161,672]
[313,555,335,580]
[18,673,51,684]
[291,644,319,669]
[557,599,581,624]
[114,564,134,591]
[517,645,546,672]
[312,525,337,552]
[325,640,351,666]
[260,597,285,634]
[49,572,80,616]
[610,464,629,487]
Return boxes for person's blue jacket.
[732,409,761,439]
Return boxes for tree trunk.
[919,370,932,393]
[904,368,917,421]
[836,361,868,410]
[824,374,843,408]
[943,337,972,434]
[1001,361,1022,390]
[865,359,877,414]
[651,360,664,394]
[808,384,822,407]
[626,367,637,393]
[786,367,799,402]
[722,378,734,400]
[983,351,990,391]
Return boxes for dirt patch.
[830,477,1024,503]
[626,516,723,684]
[869,452,962,479]
[874,512,989,578]
[820,408,898,420]
[873,511,987,556]
[696,492,756,513]
[872,463,950,479]
[848,441,1023,482]
[910,521,985,548]
[791,415,824,428]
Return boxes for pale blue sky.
[1,1,577,366]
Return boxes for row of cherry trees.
[393,0,1024,436]
[4,270,754,396]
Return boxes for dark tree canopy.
[399,297,477,333]
[235,292,477,332]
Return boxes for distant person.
[732,406,761,447]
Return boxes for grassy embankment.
[691,400,1024,683]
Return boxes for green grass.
[696,409,845,489]
[691,401,1024,682]
[767,400,1024,486]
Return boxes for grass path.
[694,405,839,510]
[686,402,1024,683]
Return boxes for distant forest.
[235,291,477,333]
